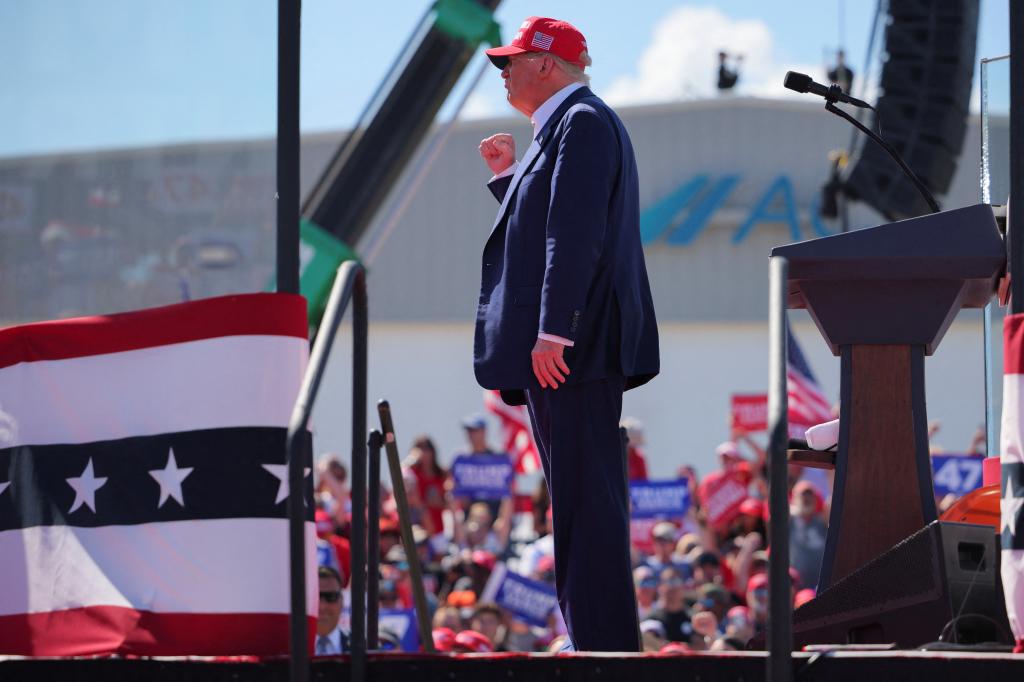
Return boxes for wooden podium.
[771,203,1005,588]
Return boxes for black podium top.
[771,204,1005,354]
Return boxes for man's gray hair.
[520,50,592,85]
[550,51,592,86]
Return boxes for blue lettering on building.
[640,174,835,246]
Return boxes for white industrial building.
[0,97,1003,477]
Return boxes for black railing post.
[276,0,300,297]
[284,261,367,682]
[367,430,383,651]
[1011,0,1024,314]
[285,427,309,682]
[351,273,369,681]
[278,0,303,678]
[377,401,436,653]
[767,256,793,682]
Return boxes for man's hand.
[531,338,570,389]
[479,133,516,176]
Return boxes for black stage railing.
[367,430,384,652]
[767,256,793,682]
[378,401,437,653]
[285,261,368,682]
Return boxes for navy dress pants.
[525,375,640,652]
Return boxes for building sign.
[640,174,834,246]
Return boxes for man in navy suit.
[475,16,659,651]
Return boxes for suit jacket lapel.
[488,87,594,238]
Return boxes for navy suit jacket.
[474,87,659,406]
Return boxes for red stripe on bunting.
[1005,313,1024,374]
[0,607,313,656]
[0,293,307,370]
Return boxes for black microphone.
[783,71,871,109]
[783,70,940,213]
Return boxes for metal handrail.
[367,430,383,651]
[285,261,368,682]
[766,256,793,682]
[377,401,437,653]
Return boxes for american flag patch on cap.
[531,31,554,50]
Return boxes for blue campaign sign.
[452,454,514,499]
[932,454,985,497]
[379,608,420,652]
[342,607,420,651]
[481,563,558,628]
[630,479,691,519]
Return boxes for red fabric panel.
[1006,313,1024,374]
[0,607,315,656]
[0,293,307,369]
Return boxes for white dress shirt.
[315,627,347,655]
[490,82,586,347]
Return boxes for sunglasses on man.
[319,590,342,603]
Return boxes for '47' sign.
[931,454,985,498]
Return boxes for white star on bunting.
[149,448,194,508]
[262,464,311,505]
[66,458,108,513]
[1004,474,1024,540]
[0,481,8,497]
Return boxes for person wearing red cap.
[745,572,770,637]
[789,480,826,590]
[432,626,457,652]
[474,16,659,653]
[453,629,495,653]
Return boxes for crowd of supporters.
[311,414,834,654]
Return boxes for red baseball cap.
[471,550,497,571]
[747,572,769,593]
[794,588,816,609]
[453,629,494,653]
[432,627,456,652]
[485,16,589,69]
[739,497,766,520]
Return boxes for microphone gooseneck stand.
[820,83,940,214]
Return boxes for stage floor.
[2,649,1023,682]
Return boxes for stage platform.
[3,649,1023,682]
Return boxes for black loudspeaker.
[844,0,978,219]
[793,522,1013,648]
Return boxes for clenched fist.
[478,133,516,175]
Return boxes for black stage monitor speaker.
[844,0,978,219]
[793,521,1013,649]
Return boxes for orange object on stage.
[939,484,1001,529]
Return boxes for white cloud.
[604,6,820,106]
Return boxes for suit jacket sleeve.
[540,108,618,341]
[487,174,514,203]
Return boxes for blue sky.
[0,1,1010,157]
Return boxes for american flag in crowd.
[787,323,834,432]
[483,390,542,508]
[0,293,314,656]
[1000,313,1024,652]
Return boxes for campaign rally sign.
[700,470,749,529]
[342,607,420,651]
[452,454,513,499]
[480,563,558,628]
[731,394,768,432]
[932,454,985,497]
[630,479,691,520]
[379,608,420,652]
[629,479,690,552]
